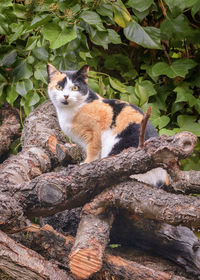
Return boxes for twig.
[139,106,152,148]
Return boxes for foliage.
[0,0,200,169]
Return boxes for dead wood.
[172,170,200,193]
[0,105,21,158]
[0,229,72,280]
[111,211,200,278]
[1,131,194,230]
[30,224,190,280]
[82,179,200,229]
[69,211,114,279]
[0,101,83,231]
[139,106,152,148]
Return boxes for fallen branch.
[139,106,152,148]
[0,229,72,280]
[30,225,190,280]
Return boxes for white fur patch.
[101,129,119,158]
[130,167,168,187]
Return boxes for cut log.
[0,229,72,280]
[0,104,20,158]
[30,225,191,280]
[69,211,114,279]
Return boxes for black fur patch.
[86,89,99,103]
[57,76,66,88]
[62,70,89,96]
[109,121,158,156]
[103,99,126,127]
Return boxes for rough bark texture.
[1,131,194,229]
[0,105,20,158]
[1,100,200,280]
[30,224,191,280]
[0,229,72,280]
[83,179,200,229]
[69,211,114,279]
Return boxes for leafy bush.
[1,0,200,168]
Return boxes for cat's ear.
[47,64,60,82]
[77,64,89,83]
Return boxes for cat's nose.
[64,95,69,100]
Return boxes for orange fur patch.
[114,105,143,134]
[72,100,113,162]
[48,72,66,90]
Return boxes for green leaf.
[124,21,161,49]
[41,23,77,49]
[29,14,52,30]
[109,77,127,93]
[127,0,154,12]
[174,84,196,106]
[12,61,32,82]
[28,91,40,106]
[25,36,38,51]
[0,50,17,66]
[192,1,200,18]
[107,29,122,44]
[32,47,48,61]
[152,59,197,78]
[112,0,131,28]
[6,84,18,106]
[177,115,200,136]
[96,4,113,18]
[16,80,33,96]
[13,3,26,19]
[80,11,103,25]
[135,79,156,106]
[153,115,170,129]
[34,63,48,84]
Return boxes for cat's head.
[47,64,89,108]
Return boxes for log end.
[69,248,102,279]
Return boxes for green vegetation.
[0,0,200,168]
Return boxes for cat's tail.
[130,167,169,188]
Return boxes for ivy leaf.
[96,4,113,18]
[80,11,103,26]
[109,77,127,93]
[127,0,154,12]
[16,80,33,96]
[153,115,170,129]
[6,84,18,106]
[0,50,17,66]
[41,22,77,49]
[108,29,122,44]
[177,115,200,136]
[28,14,52,30]
[135,79,156,106]
[152,59,197,78]
[192,1,200,18]
[25,36,38,51]
[28,91,40,106]
[12,60,32,81]
[174,84,197,106]
[124,21,161,49]
[112,0,131,28]
[32,47,48,61]
[34,63,48,84]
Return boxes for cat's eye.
[72,85,79,91]
[56,84,63,91]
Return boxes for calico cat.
[47,63,168,187]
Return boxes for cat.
[47,63,168,188]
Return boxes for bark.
[0,105,20,158]
[0,229,73,280]
[0,101,82,231]
[111,211,200,278]
[69,211,114,279]
[30,224,191,280]
[81,179,200,229]
[172,170,200,193]
[2,131,194,228]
